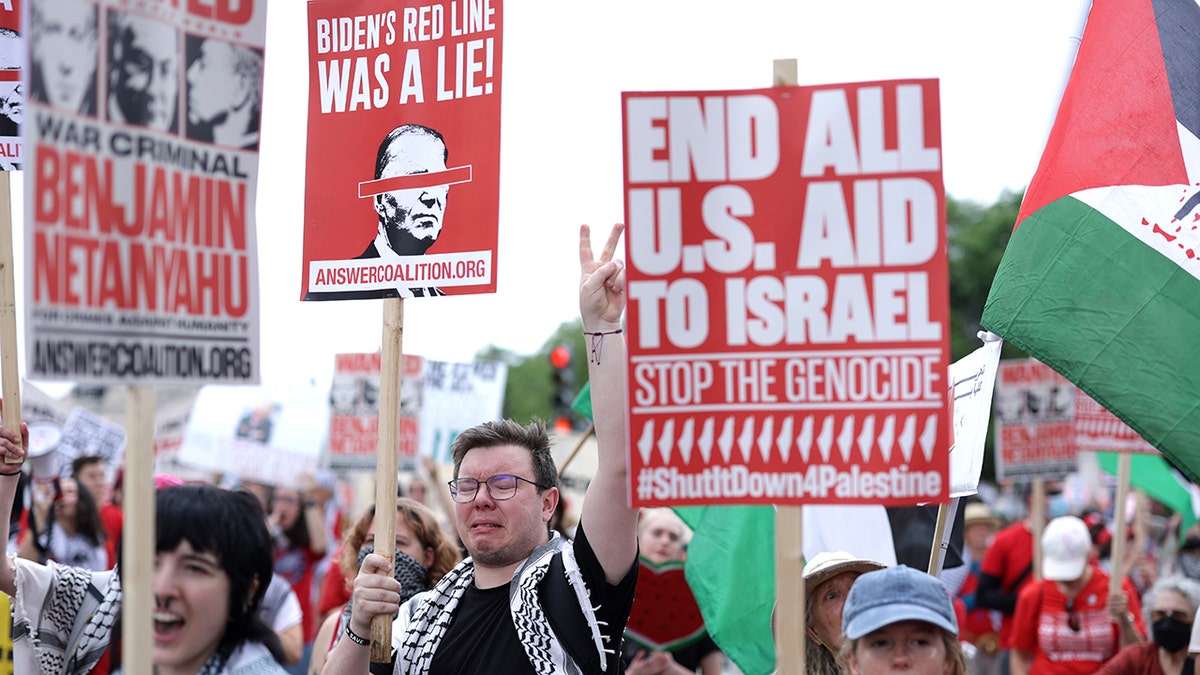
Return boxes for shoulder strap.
[1185,656,1195,675]
[1009,561,1034,595]
[540,551,606,674]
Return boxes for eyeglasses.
[447,475,548,503]
[1066,598,1081,632]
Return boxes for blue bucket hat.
[841,565,958,640]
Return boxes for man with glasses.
[325,224,636,674]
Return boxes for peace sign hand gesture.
[579,224,625,332]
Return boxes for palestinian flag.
[982,0,1200,483]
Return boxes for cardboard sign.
[24,0,266,383]
[993,359,1077,481]
[328,352,423,471]
[0,0,21,170]
[622,80,951,506]
[326,353,506,469]
[947,336,1002,496]
[177,383,326,486]
[1074,390,1157,454]
[301,0,502,300]
[419,357,506,464]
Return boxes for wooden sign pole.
[928,497,960,577]
[771,57,805,675]
[1031,478,1045,581]
[0,171,21,455]
[123,385,156,675]
[370,297,404,661]
[1108,454,1132,595]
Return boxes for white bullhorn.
[27,423,62,482]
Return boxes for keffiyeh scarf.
[334,545,431,648]
[394,533,609,675]
[11,557,121,675]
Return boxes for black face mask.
[1152,615,1193,652]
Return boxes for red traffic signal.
[550,345,571,370]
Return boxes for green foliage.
[947,190,1028,362]
[487,318,587,426]
[946,189,1031,483]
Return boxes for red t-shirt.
[316,544,351,617]
[1096,642,1167,675]
[99,503,123,569]
[1012,566,1144,675]
[978,520,1034,648]
[957,564,1000,645]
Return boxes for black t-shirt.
[621,634,719,672]
[428,523,638,674]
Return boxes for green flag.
[675,506,777,675]
[981,0,1200,483]
[1097,452,1197,543]
[572,383,777,674]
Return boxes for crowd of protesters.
[2,230,1198,675]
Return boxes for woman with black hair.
[19,475,108,569]
[0,421,288,675]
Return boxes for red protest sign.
[0,0,20,170]
[328,352,423,471]
[25,0,266,384]
[993,359,1078,481]
[1074,392,1157,454]
[623,81,951,507]
[302,0,502,301]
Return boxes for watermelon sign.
[625,558,707,651]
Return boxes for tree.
[486,318,588,425]
[947,190,1028,361]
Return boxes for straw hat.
[803,551,887,600]
[964,502,1002,529]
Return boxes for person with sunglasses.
[1010,515,1145,675]
[324,224,637,675]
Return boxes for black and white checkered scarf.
[394,532,608,675]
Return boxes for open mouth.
[153,611,184,641]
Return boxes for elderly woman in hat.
[839,564,967,675]
[802,551,886,675]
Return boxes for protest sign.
[419,357,505,463]
[302,0,502,300]
[326,353,506,468]
[0,0,20,170]
[1074,390,1157,454]
[622,80,951,506]
[947,335,1002,496]
[993,358,1077,481]
[57,405,126,468]
[328,352,423,471]
[24,0,266,384]
[177,383,325,486]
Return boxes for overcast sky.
[19,0,1092,395]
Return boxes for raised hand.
[579,224,625,332]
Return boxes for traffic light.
[550,345,574,431]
